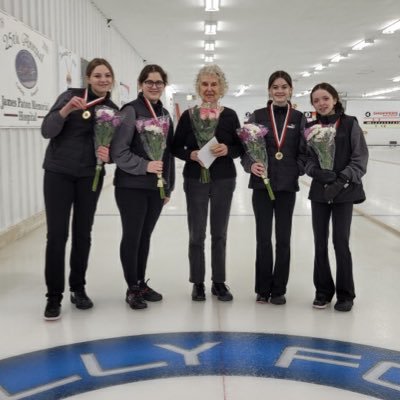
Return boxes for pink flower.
[199,107,220,120]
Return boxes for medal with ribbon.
[268,103,292,160]
[81,88,105,119]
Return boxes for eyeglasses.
[143,80,165,88]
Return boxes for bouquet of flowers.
[304,124,336,170]
[136,115,170,199]
[190,105,220,183]
[237,123,275,200]
[92,105,122,192]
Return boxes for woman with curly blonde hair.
[172,64,243,302]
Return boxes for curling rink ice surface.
[0,146,399,399]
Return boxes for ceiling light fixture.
[331,53,348,63]
[382,19,400,34]
[234,84,250,97]
[205,55,214,63]
[392,76,400,82]
[302,72,311,77]
[204,21,217,35]
[314,64,327,71]
[205,0,220,12]
[352,39,374,51]
[204,40,215,51]
[362,86,400,97]
[294,90,311,98]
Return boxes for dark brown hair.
[310,82,345,114]
[268,70,293,89]
[86,58,115,81]
[138,64,168,85]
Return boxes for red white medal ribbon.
[268,103,292,152]
[82,88,105,109]
[143,96,158,119]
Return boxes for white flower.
[245,123,261,138]
[307,124,336,141]
[144,125,162,134]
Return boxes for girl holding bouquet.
[41,58,118,320]
[241,71,307,306]
[305,83,368,312]
[171,65,242,302]
[111,65,175,310]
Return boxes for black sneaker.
[192,283,206,301]
[313,296,331,309]
[270,295,286,305]
[256,294,269,304]
[139,279,162,302]
[334,299,353,312]
[126,286,147,310]
[44,297,61,321]
[70,290,93,310]
[211,282,233,302]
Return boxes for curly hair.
[195,64,228,97]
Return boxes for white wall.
[0,0,143,236]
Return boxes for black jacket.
[242,103,307,191]
[171,107,242,180]
[41,87,118,177]
[111,92,175,196]
[305,113,368,204]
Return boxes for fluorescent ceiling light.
[352,39,374,51]
[382,19,400,34]
[205,0,219,12]
[234,84,250,97]
[392,76,400,82]
[205,22,217,35]
[294,90,311,98]
[331,53,348,63]
[314,64,327,71]
[205,55,214,63]
[302,72,311,77]
[204,40,215,51]
[363,86,400,97]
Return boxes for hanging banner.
[58,46,80,93]
[0,10,54,127]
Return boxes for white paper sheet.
[197,137,219,169]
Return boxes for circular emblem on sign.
[15,49,38,89]
[365,111,371,117]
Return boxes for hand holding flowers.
[92,105,122,192]
[237,123,275,200]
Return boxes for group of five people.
[41,58,368,320]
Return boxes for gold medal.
[275,151,283,160]
[82,110,91,119]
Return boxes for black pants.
[252,190,296,297]
[115,188,164,288]
[44,171,103,298]
[311,201,355,301]
[184,178,235,284]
